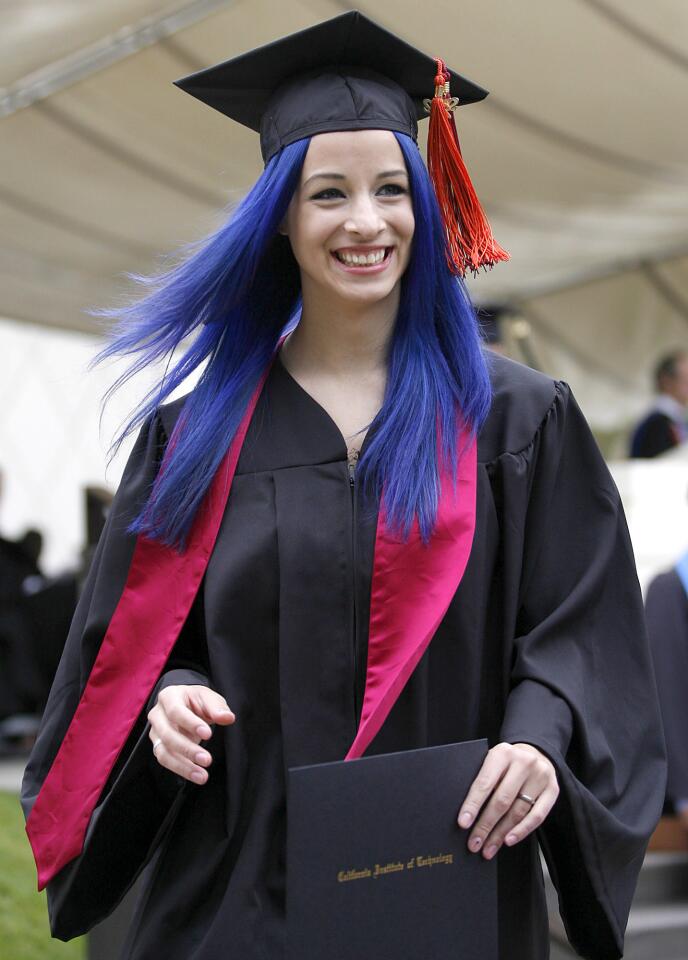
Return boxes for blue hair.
[95,132,490,547]
[358,134,491,539]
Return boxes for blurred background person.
[0,468,80,751]
[0,469,43,723]
[630,351,688,458]
[645,547,688,834]
[477,305,506,355]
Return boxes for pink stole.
[26,367,477,890]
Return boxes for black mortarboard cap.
[173,10,488,164]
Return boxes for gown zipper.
[348,448,360,726]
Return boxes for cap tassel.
[426,59,509,276]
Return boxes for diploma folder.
[286,739,497,960]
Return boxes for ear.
[278,219,289,237]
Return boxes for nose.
[343,195,385,239]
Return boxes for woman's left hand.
[457,742,559,860]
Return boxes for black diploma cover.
[286,739,497,959]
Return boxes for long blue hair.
[95,132,491,547]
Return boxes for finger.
[187,687,236,728]
[466,764,534,853]
[152,742,209,785]
[457,745,512,832]
[502,784,560,849]
[149,712,213,770]
[479,782,551,859]
[154,687,213,740]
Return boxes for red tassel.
[426,59,509,276]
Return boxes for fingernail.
[459,812,472,828]
[196,725,211,739]
[195,751,210,766]
[191,770,207,784]
[505,834,517,846]
[470,837,482,851]
[484,844,498,859]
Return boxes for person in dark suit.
[630,351,688,458]
[645,554,688,831]
[0,528,42,719]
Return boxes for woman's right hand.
[147,684,236,784]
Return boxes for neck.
[657,391,685,413]
[664,390,685,407]
[282,286,398,377]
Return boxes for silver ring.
[152,738,163,755]
[517,792,537,807]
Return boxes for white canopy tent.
[1,0,688,571]
[3,0,688,423]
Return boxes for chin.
[336,284,398,307]
[330,270,402,301]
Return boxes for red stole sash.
[27,368,477,890]
[346,439,476,759]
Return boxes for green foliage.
[0,791,85,959]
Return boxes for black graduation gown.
[645,569,688,809]
[22,352,666,960]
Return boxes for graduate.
[22,11,665,959]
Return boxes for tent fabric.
[1,0,687,429]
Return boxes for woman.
[23,11,665,960]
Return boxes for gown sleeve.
[21,412,210,941]
[497,382,667,960]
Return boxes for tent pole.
[0,0,238,119]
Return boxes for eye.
[377,183,408,196]
[310,188,345,200]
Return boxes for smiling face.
[282,129,415,311]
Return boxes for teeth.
[336,249,387,266]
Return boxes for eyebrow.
[303,168,408,187]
